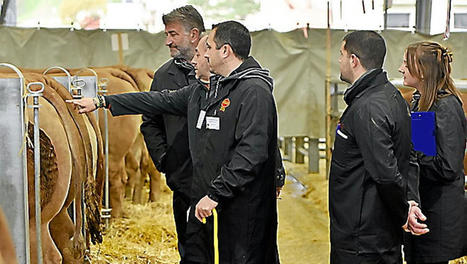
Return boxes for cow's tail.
[84,112,104,245]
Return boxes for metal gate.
[0,64,30,264]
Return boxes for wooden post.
[117,32,125,65]
[325,1,332,179]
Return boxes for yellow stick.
[213,208,218,264]
[202,208,219,263]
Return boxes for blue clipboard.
[411,111,437,156]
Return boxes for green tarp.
[1,26,466,137]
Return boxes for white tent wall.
[1,26,466,137]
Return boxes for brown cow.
[0,70,73,263]
[24,77,73,263]
[124,135,144,204]
[146,146,162,202]
[85,66,161,214]
[39,73,103,261]
[0,207,17,264]
[125,134,161,203]
[11,65,162,221]
[86,67,141,218]
[40,66,138,219]
[120,66,161,204]
[22,72,103,264]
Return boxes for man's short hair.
[212,21,251,60]
[343,30,386,70]
[162,5,205,33]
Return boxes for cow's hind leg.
[124,152,138,201]
[109,159,126,218]
[50,208,77,263]
[29,223,62,264]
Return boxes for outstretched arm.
[66,86,193,116]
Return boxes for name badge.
[206,116,220,130]
[196,110,206,129]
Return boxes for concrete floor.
[277,160,330,264]
[91,159,466,264]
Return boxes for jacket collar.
[343,68,387,105]
[411,89,458,111]
[205,56,273,110]
[226,56,261,76]
[167,58,196,87]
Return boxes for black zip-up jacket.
[105,57,280,263]
[329,69,411,260]
[404,90,466,263]
[140,59,195,194]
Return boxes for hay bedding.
[89,188,180,264]
[87,187,467,264]
[85,169,466,264]
[452,256,467,264]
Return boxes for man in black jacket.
[139,5,204,263]
[329,30,429,264]
[69,21,280,264]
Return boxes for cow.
[124,133,161,203]
[19,72,103,263]
[71,66,161,214]
[0,207,17,264]
[120,66,161,204]
[4,65,161,222]
[79,66,142,218]
[34,73,103,262]
[36,66,137,219]
[0,71,71,263]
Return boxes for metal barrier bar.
[43,66,72,93]
[295,136,305,164]
[0,63,31,264]
[98,78,111,226]
[308,138,320,173]
[71,78,84,99]
[27,82,45,264]
[296,137,321,173]
[297,147,308,156]
[279,136,324,173]
[75,68,99,122]
[283,137,293,161]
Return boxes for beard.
[172,45,194,61]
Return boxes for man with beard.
[140,5,204,263]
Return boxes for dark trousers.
[331,248,402,264]
[173,190,191,264]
